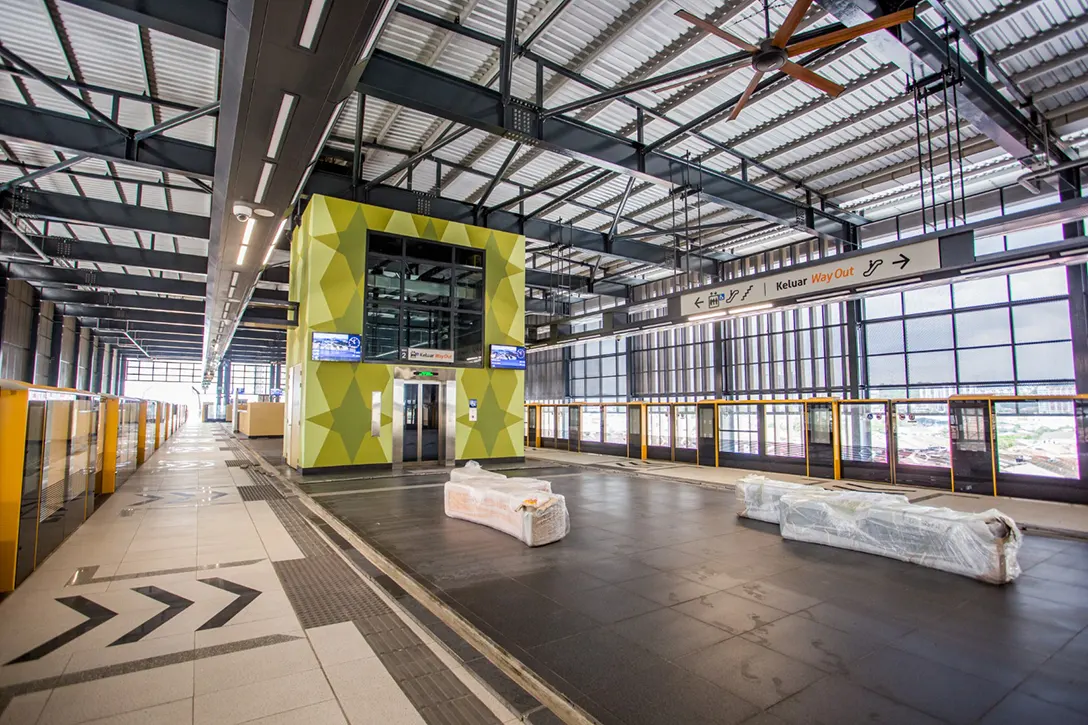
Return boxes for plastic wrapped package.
[735,476,909,523]
[449,460,509,483]
[735,475,808,523]
[444,481,570,546]
[778,494,1021,584]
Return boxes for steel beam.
[7,189,210,238]
[0,101,216,179]
[307,168,724,273]
[1,232,208,272]
[61,0,227,49]
[357,51,859,243]
[6,264,206,296]
[39,289,204,313]
[60,305,204,326]
[811,0,1065,163]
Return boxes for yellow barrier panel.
[137,400,148,466]
[100,397,119,495]
[0,388,29,593]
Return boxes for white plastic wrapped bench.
[735,475,809,523]
[778,493,1021,584]
[735,475,907,523]
[444,464,569,546]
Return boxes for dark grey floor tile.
[674,590,791,636]
[769,676,945,725]
[725,580,825,614]
[632,546,708,571]
[676,637,825,709]
[617,571,719,606]
[609,607,732,660]
[577,556,663,584]
[978,692,1088,725]
[797,600,917,642]
[890,627,1051,688]
[847,646,1009,724]
[672,560,751,591]
[739,714,790,725]
[741,614,883,675]
[1013,577,1088,608]
[514,568,609,596]
[530,628,664,694]
[1016,650,1088,716]
[1044,550,1088,573]
[547,584,662,624]
[585,659,760,725]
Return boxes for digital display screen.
[312,332,362,362]
[489,344,526,370]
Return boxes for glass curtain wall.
[364,233,485,364]
[525,184,1079,406]
[116,400,140,487]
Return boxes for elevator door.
[403,383,440,463]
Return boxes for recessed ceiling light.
[236,218,256,265]
[298,0,329,50]
[254,208,275,217]
[254,162,274,204]
[267,94,297,158]
[264,218,289,266]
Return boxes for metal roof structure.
[0,0,1085,372]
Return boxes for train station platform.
[6,422,1088,725]
[0,422,520,725]
[522,448,1088,539]
[244,436,1088,725]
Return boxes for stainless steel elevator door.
[402,382,440,463]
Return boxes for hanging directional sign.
[680,237,943,317]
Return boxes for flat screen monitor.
[312,332,362,362]
[490,344,526,370]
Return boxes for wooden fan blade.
[729,70,765,121]
[786,8,915,56]
[653,63,744,93]
[772,0,813,47]
[676,9,757,52]
[781,61,845,96]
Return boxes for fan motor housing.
[752,41,787,72]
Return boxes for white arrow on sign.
[680,237,942,317]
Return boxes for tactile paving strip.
[241,450,504,724]
[272,554,391,627]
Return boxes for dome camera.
[233,202,253,222]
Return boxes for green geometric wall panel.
[287,195,525,469]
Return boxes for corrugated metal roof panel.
[145,29,219,145]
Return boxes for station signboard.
[680,237,943,317]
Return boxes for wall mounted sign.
[407,348,455,363]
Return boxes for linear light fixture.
[687,310,732,323]
[357,0,398,61]
[726,302,774,315]
[963,254,1050,275]
[856,276,922,293]
[263,218,288,266]
[267,94,297,158]
[236,218,255,265]
[298,0,329,49]
[254,162,275,204]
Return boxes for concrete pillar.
[76,325,91,390]
[0,280,36,382]
[31,300,55,385]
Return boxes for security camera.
[233,203,253,222]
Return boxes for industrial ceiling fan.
[673,0,915,119]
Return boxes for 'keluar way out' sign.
[679,238,942,317]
